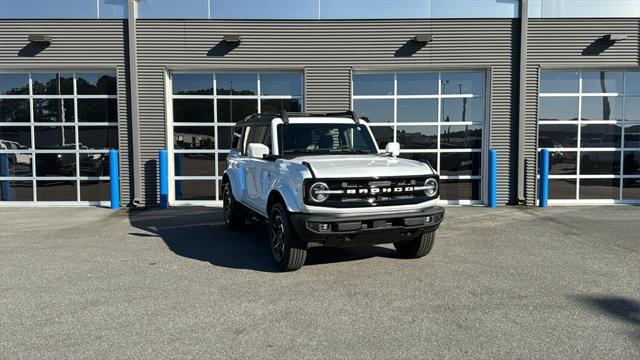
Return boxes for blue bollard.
[539,149,549,208]
[1,154,10,201]
[159,149,169,208]
[488,149,497,208]
[109,149,120,209]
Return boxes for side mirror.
[247,143,270,159]
[385,142,400,157]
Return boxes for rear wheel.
[269,203,307,271]
[394,230,436,259]
[222,182,245,230]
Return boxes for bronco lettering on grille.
[346,187,416,195]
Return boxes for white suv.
[223,111,445,271]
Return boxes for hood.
[291,155,435,179]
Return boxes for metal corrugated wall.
[136,19,519,206]
[525,19,640,205]
[0,20,131,203]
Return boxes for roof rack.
[236,110,362,126]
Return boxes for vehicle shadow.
[127,207,397,272]
[573,295,640,327]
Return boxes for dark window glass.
[539,97,579,121]
[34,126,76,149]
[397,73,438,95]
[36,180,77,201]
[34,99,74,123]
[580,151,621,175]
[231,126,243,150]
[172,74,213,95]
[440,179,481,200]
[173,99,214,123]
[78,126,118,149]
[625,71,640,94]
[175,180,215,200]
[622,178,639,200]
[440,124,482,149]
[441,72,484,95]
[581,124,622,148]
[32,73,73,95]
[623,151,639,175]
[540,71,579,93]
[582,71,624,93]
[217,126,234,150]
[353,74,393,96]
[80,180,110,201]
[0,180,33,201]
[624,125,640,148]
[441,98,484,122]
[353,99,393,123]
[0,74,29,95]
[539,124,578,148]
[0,153,32,177]
[261,99,302,113]
[216,73,257,95]
[217,99,257,123]
[217,152,228,177]
[174,126,215,150]
[397,126,437,150]
[369,125,394,149]
[580,179,620,200]
[76,73,117,95]
[279,123,377,154]
[77,99,117,123]
[79,152,109,176]
[397,99,437,122]
[548,151,577,176]
[581,96,622,121]
[174,153,215,177]
[0,99,30,122]
[625,97,640,121]
[440,152,481,176]
[0,126,31,149]
[36,153,76,177]
[260,73,302,96]
[399,153,437,170]
[549,179,577,199]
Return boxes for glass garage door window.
[170,72,302,203]
[0,72,118,204]
[538,69,639,203]
[352,71,485,203]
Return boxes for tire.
[394,231,436,259]
[222,182,245,230]
[269,203,307,271]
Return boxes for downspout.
[517,0,529,204]
[127,0,142,206]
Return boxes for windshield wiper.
[328,148,372,154]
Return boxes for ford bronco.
[222,111,445,271]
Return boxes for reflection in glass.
[623,152,639,175]
[397,99,437,122]
[0,181,33,201]
[625,71,640,94]
[174,126,215,149]
[353,74,393,96]
[440,179,480,200]
[440,124,482,149]
[35,126,76,150]
[580,179,619,200]
[80,152,109,176]
[321,0,429,19]
[175,180,215,200]
[441,98,484,122]
[440,152,481,176]
[431,0,519,18]
[369,126,394,149]
[397,73,438,95]
[0,74,29,95]
[80,180,110,201]
[399,153,437,170]
[217,152,228,177]
[216,73,257,95]
[624,97,640,121]
[581,96,622,121]
[353,99,393,123]
[213,0,318,19]
[397,126,437,149]
[217,126,234,150]
[36,180,77,201]
[36,153,76,177]
[540,71,579,93]
[580,124,621,148]
[173,99,214,123]
[217,99,258,123]
[138,0,209,18]
[260,73,302,96]
[0,153,33,177]
[0,99,30,122]
[539,124,577,148]
[34,99,75,123]
[0,126,31,149]
[538,97,579,120]
[549,179,576,199]
[581,71,623,93]
[32,73,73,95]
[622,178,639,200]
[78,126,118,149]
[172,74,213,95]
[260,99,302,114]
[624,126,640,148]
[548,151,577,175]
[441,72,484,95]
[77,99,118,122]
[174,153,215,176]
[76,73,117,95]
[580,151,621,175]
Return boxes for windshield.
[278,123,378,156]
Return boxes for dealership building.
[0,0,638,207]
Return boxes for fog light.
[321,223,330,231]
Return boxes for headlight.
[309,182,330,203]
[424,178,438,197]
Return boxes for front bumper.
[290,206,445,247]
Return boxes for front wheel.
[394,231,436,259]
[269,203,307,271]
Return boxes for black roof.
[235,110,363,126]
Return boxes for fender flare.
[222,168,245,201]
[268,185,301,213]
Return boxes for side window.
[231,126,243,151]
[244,126,270,153]
[262,127,272,149]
